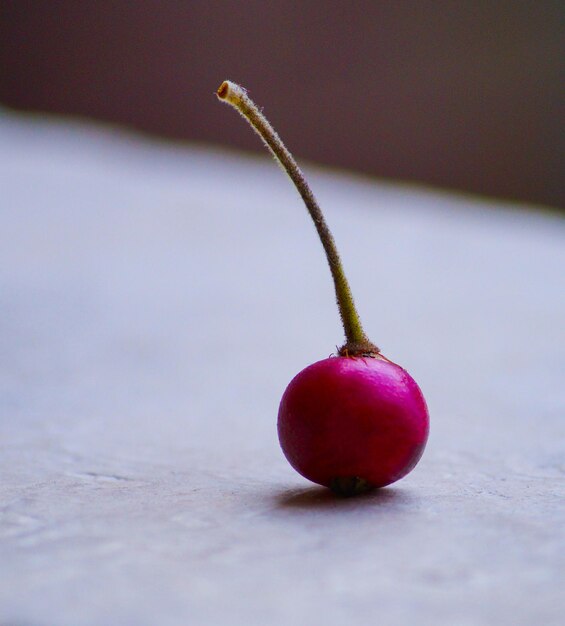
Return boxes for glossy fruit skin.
[278,356,429,491]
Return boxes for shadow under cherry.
[274,484,415,511]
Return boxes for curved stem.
[217,80,378,356]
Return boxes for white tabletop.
[1,111,564,626]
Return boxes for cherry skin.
[278,356,429,496]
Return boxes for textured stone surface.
[1,111,564,626]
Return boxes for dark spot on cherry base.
[329,476,375,497]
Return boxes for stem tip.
[217,81,229,100]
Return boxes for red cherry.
[218,81,430,495]
[278,356,429,496]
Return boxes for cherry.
[278,357,428,495]
[217,80,429,496]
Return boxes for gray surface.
[1,111,564,626]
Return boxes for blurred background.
[1,1,564,209]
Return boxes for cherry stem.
[216,80,378,356]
